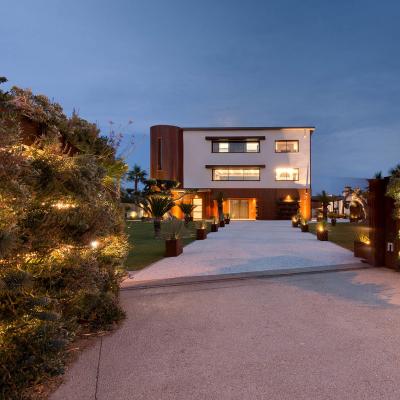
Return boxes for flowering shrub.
[0,80,128,398]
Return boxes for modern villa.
[150,125,314,220]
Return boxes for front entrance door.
[229,199,249,219]
[193,198,203,220]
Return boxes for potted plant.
[211,216,219,232]
[300,217,309,232]
[196,220,207,240]
[316,221,328,241]
[354,233,371,261]
[163,218,184,257]
[328,212,337,226]
[178,202,196,226]
[291,213,300,227]
[224,213,230,224]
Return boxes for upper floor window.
[212,141,260,153]
[275,168,299,181]
[213,167,260,181]
[275,140,299,153]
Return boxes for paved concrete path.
[52,268,400,400]
[129,221,362,283]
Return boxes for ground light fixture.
[316,221,328,241]
[90,240,100,249]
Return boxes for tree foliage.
[387,164,400,220]
[0,82,128,398]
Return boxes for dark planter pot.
[196,228,207,240]
[292,220,299,228]
[211,223,218,232]
[354,241,372,262]
[224,218,230,224]
[219,220,225,227]
[165,238,183,257]
[331,218,337,226]
[301,224,309,232]
[317,230,328,241]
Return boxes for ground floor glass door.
[193,198,203,219]
[229,199,249,219]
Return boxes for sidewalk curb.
[121,263,371,291]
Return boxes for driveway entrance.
[129,221,362,283]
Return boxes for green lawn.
[308,221,370,251]
[125,220,212,271]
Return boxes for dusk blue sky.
[2,0,399,193]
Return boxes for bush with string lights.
[0,78,128,398]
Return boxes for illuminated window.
[246,142,259,152]
[213,168,260,181]
[212,141,260,153]
[275,168,299,181]
[275,140,299,153]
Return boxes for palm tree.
[214,192,225,222]
[127,164,147,193]
[314,190,331,221]
[178,203,196,225]
[141,195,174,237]
[102,158,129,198]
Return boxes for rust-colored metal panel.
[368,178,399,268]
[150,125,183,184]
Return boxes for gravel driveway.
[52,268,400,400]
[130,221,362,282]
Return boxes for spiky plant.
[141,195,174,237]
[178,202,196,225]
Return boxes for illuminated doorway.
[193,197,203,219]
[229,199,249,219]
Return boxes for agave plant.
[141,195,174,237]
[196,219,207,230]
[162,217,185,240]
[178,202,196,225]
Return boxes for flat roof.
[182,126,315,132]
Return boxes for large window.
[275,168,299,181]
[212,141,260,153]
[275,140,299,153]
[213,168,260,181]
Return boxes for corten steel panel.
[367,178,399,268]
[368,179,386,266]
[14,116,79,155]
[150,125,183,183]
[382,178,399,268]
